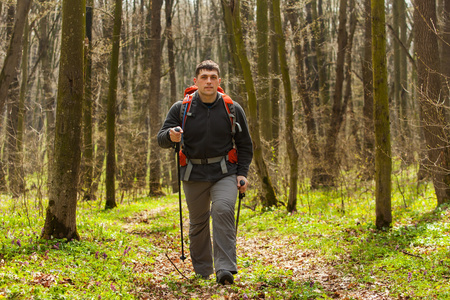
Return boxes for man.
[157,60,253,284]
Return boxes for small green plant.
[0,171,448,299]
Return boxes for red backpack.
[180,85,238,135]
[178,85,240,166]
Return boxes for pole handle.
[239,180,245,197]
[236,180,246,233]
[174,127,181,152]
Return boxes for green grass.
[0,175,449,299]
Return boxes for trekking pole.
[174,127,186,261]
[235,180,245,234]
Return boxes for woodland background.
[0,0,449,237]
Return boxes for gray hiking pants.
[183,175,238,277]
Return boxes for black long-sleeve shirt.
[158,92,253,182]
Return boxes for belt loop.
[220,157,228,174]
[184,160,193,181]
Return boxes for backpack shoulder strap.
[180,94,194,130]
[220,93,242,136]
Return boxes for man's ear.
[193,77,197,85]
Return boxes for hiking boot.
[216,270,234,285]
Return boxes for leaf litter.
[126,207,394,300]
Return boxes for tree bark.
[362,0,375,178]
[148,0,164,196]
[6,77,21,197]
[286,0,321,190]
[42,0,85,240]
[315,0,330,136]
[393,0,401,133]
[274,0,298,212]
[269,1,280,157]
[0,0,32,116]
[38,0,56,190]
[256,0,272,143]
[322,0,348,187]
[441,0,450,114]
[414,0,450,206]
[222,0,278,207]
[372,0,392,229]
[105,0,123,209]
[82,1,94,200]
[165,0,179,194]
[12,18,29,198]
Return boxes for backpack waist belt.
[184,155,229,181]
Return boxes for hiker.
[157,60,253,284]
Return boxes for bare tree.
[222,0,278,207]
[42,0,85,240]
[273,0,298,212]
[256,0,271,143]
[82,0,94,200]
[148,0,164,196]
[105,0,123,209]
[0,0,32,116]
[414,0,450,206]
[362,0,375,178]
[372,0,392,229]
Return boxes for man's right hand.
[169,127,183,143]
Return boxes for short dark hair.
[195,60,220,77]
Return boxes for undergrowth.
[0,173,449,299]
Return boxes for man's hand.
[169,127,183,143]
[237,176,248,193]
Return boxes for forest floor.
[1,178,449,299]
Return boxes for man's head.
[194,60,221,103]
[195,60,220,77]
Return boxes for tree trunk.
[132,0,149,190]
[42,0,85,240]
[322,0,348,187]
[315,0,330,136]
[105,0,123,209]
[274,0,298,212]
[362,0,375,178]
[38,0,56,190]
[286,0,321,190]
[305,1,319,104]
[165,0,179,194]
[6,78,21,197]
[343,0,359,155]
[82,1,94,200]
[91,0,112,198]
[0,0,32,116]
[148,0,164,196]
[414,0,450,206]
[400,0,409,131]
[441,0,450,115]
[372,0,392,229]
[13,19,29,198]
[256,0,271,143]
[222,0,278,207]
[393,0,401,135]
[269,1,280,157]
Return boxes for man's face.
[193,69,221,100]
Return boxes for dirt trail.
[237,236,392,300]
[125,207,393,299]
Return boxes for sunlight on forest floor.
[0,175,449,299]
